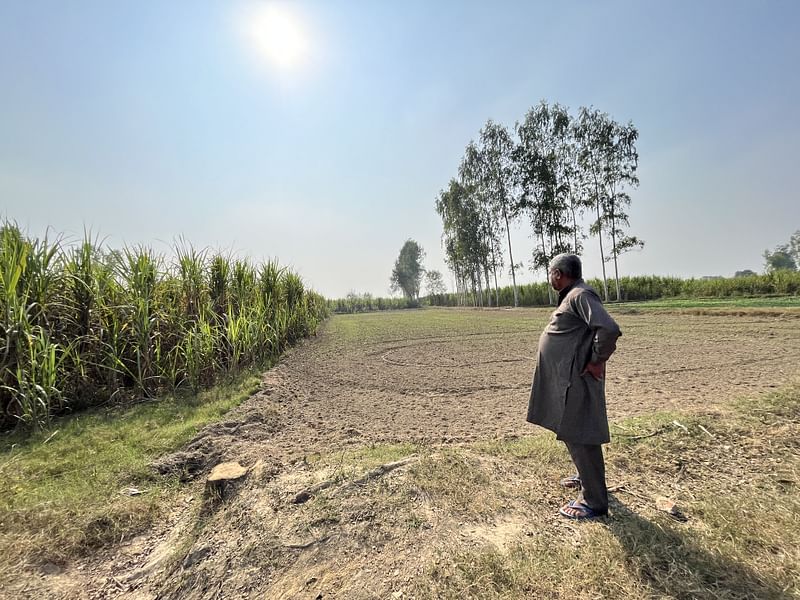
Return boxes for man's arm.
[572,291,622,379]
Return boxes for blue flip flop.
[559,500,604,520]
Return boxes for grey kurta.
[527,281,621,445]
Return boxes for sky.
[1,0,799,298]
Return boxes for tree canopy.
[763,230,800,272]
[424,270,447,296]
[435,101,643,305]
[764,249,797,272]
[390,239,425,300]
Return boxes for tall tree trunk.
[502,205,519,307]
[570,202,579,253]
[554,215,564,249]
[538,228,556,306]
[565,173,580,254]
[595,194,609,301]
[483,265,492,307]
[470,273,475,307]
[610,195,621,302]
[539,230,547,266]
[493,267,500,306]
[490,238,500,307]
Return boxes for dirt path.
[17,308,800,599]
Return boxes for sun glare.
[242,4,309,72]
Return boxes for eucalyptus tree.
[456,183,490,306]
[435,178,488,306]
[513,109,547,276]
[390,239,425,301]
[515,102,575,280]
[476,120,521,306]
[436,181,468,303]
[562,113,590,253]
[602,120,642,301]
[460,142,503,306]
[575,107,642,301]
[439,231,463,303]
[535,102,584,254]
[575,108,609,298]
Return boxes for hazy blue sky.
[2,1,799,297]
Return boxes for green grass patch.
[0,370,261,575]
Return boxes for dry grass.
[404,385,800,599]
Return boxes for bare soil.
[164,308,800,463]
[11,308,800,599]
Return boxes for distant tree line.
[334,270,800,313]
[426,272,800,307]
[332,270,800,314]
[436,101,642,306]
[364,228,800,314]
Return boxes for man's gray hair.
[550,253,582,280]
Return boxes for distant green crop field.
[615,296,800,309]
[328,306,551,343]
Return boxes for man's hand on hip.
[583,361,605,381]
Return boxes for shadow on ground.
[607,494,790,599]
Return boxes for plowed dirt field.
[164,307,800,465]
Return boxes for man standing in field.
[528,254,621,520]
